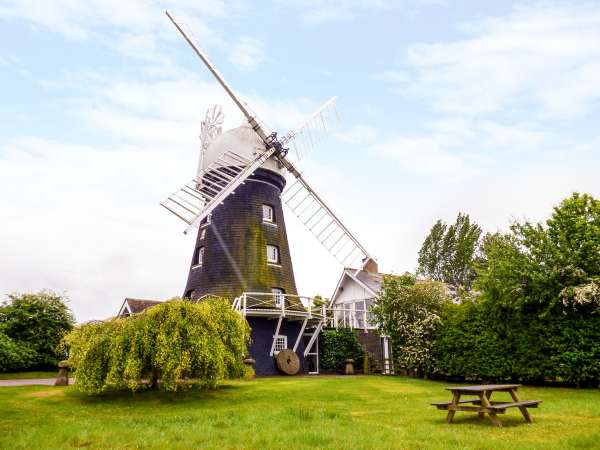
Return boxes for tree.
[63,298,250,394]
[0,331,36,372]
[320,329,365,373]
[417,213,482,289]
[0,291,74,368]
[476,192,600,315]
[371,274,450,376]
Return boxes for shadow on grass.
[64,380,247,406]
[430,413,534,428]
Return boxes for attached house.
[117,298,163,318]
[330,259,393,372]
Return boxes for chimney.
[362,257,378,274]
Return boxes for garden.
[1,376,600,449]
[1,193,599,449]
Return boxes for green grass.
[0,371,56,380]
[0,376,599,449]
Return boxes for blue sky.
[1,1,599,321]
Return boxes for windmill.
[161,11,375,375]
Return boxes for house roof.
[330,267,393,303]
[353,269,385,294]
[118,298,162,317]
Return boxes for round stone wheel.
[275,349,300,375]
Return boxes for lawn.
[1,375,599,449]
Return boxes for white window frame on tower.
[199,228,206,240]
[271,288,285,307]
[193,246,204,268]
[266,245,279,264]
[273,335,287,354]
[262,204,275,224]
[201,214,212,227]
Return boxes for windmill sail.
[164,10,375,269]
[280,97,338,159]
[278,156,373,268]
[162,146,277,234]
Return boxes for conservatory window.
[267,245,279,264]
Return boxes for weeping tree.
[63,298,250,394]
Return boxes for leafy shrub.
[320,328,365,373]
[372,274,450,376]
[428,193,600,385]
[63,298,250,394]
[0,331,37,372]
[0,291,74,369]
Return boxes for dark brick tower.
[183,124,298,301]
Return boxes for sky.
[1,0,599,322]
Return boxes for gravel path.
[0,378,57,387]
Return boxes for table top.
[446,384,521,392]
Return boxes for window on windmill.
[201,214,212,226]
[199,228,206,240]
[262,204,275,223]
[273,335,287,353]
[194,247,204,267]
[271,288,285,308]
[266,245,279,264]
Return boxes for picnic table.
[432,384,541,427]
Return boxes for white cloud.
[0,137,194,321]
[381,3,600,118]
[0,0,254,72]
[227,36,265,72]
[335,124,377,145]
[276,0,445,23]
[367,117,550,175]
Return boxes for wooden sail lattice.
[161,147,276,233]
[164,10,375,268]
[281,170,371,268]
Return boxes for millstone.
[275,349,300,375]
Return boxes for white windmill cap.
[202,123,285,176]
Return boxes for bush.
[0,291,74,369]
[320,328,365,373]
[371,274,450,376]
[63,298,250,394]
[0,332,37,372]
[428,193,600,385]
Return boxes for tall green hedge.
[63,298,250,393]
[320,328,365,373]
[428,193,600,386]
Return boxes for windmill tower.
[161,11,375,375]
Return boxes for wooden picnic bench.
[432,384,541,427]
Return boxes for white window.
[199,228,206,240]
[262,204,274,223]
[272,288,285,307]
[194,247,204,267]
[201,214,212,226]
[273,335,287,353]
[266,245,279,264]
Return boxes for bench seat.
[486,400,541,411]
[431,399,481,409]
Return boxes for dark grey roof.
[124,298,162,314]
[346,268,390,294]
